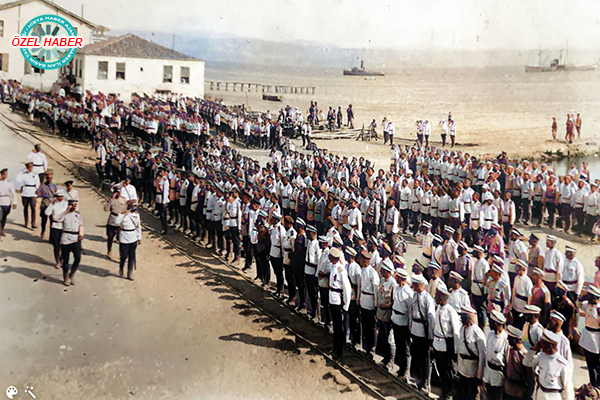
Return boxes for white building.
[69,34,205,102]
[0,0,98,90]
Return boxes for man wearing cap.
[155,169,170,234]
[45,190,67,267]
[527,234,544,279]
[561,246,584,304]
[270,212,287,297]
[511,259,533,329]
[483,310,509,400]
[391,267,413,380]
[543,236,563,293]
[548,311,573,366]
[455,241,473,291]
[523,329,574,400]
[376,259,397,367]
[358,248,380,357]
[0,168,17,237]
[504,326,531,400]
[385,198,401,248]
[507,228,528,286]
[328,247,351,360]
[16,161,40,229]
[427,261,447,299]
[448,271,470,313]
[442,227,459,281]
[479,191,498,237]
[59,200,84,286]
[579,285,600,388]
[114,203,142,280]
[487,260,511,316]
[584,182,599,236]
[304,225,321,318]
[559,174,576,234]
[36,171,57,239]
[572,178,589,234]
[345,247,361,345]
[120,176,138,206]
[416,221,434,266]
[456,304,487,400]
[432,285,460,400]
[409,273,435,392]
[472,245,490,328]
[399,180,411,233]
[365,192,381,238]
[223,190,241,263]
[290,219,307,309]
[104,187,128,259]
[317,235,332,329]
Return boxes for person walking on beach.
[449,120,457,148]
[346,104,354,129]
[576,113,582,138]
[552,117,557,141]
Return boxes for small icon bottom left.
[6,386,18,399]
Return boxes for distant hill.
[111,29,600,69]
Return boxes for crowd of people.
[3,78,600,400]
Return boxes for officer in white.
[523,329,574,400]
[114,203,142,280]
[358,249,380,355]
[45,190,67,267]
[483,310,509,400]
[561,246,584,303]
[16,161,40,229]
[27,143,48,181]
[391,267,413,379]
[0,167,18,237]
[456,304,487,400]
[408,273,435,392]
[543,235,563,293]
[59,199,84,286]
[432,285,460,400]
[579,285,600,388]
[328,247,351,360]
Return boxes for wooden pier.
[206,81,316,95]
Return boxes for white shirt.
[432,304,460,352]
[120,184,138,204]
[409,290,435,339]
[391,283,413,326]
[305,239,321,274]
[512,274,533,313]
[457,324,487,379]
[329,261,351,311]
[45,200,68,229]
[483,330,509,387]
[114,211,142,244]
[0,179,17,206]
[561,257,584,295]
[543,247,564,283]
[269,222,285,258]
[27,151,48,174]
[60,211,83,245]
[358,266,380,310]
[523,351,573,400]
[17,171,40,197]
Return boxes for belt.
[439,209,449,212]
[24,184,36,187]
[563,279,577,285]
[587,326,600,332]
[110,211,119,216]
[330,287,342,293]
[544,268,555,273]
[460,354,479,360]
[62,230,79,235]
[487,361,504,372]
[515,293,528,301]
[491,299,504,306]
[307,262,317,268]
[33,163,43,167]
[392,309,406,315]
[121,228,136,232]
[413,318,426,324]
[361,291,374,296]
[539,385,561,394]
[423,253,432,259]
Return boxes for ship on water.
[343,59,385,76]
[525,48,597,72]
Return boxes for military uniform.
[60,207,83,285]
[329,256,351,359]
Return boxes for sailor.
[27,143,48,182]
[269,212,286,297]
[17,161,40,229]
[317,235,332,329]
[0,168,18,237]
[345,247,361,345]
[375,259,397,367]
[358,248,380,356]
[456,304,487,400]
[543,235,563,293]
[448,271,470,313]
[114,202,142,280]
[471,245,490,328]
[59,199,84,286]
[45,190,67,267]
[503,325,531,400]
[511,259,533,329]
[432,285,460,400]
[483,310,509,400]
[328,247,351,360]
[409,273,435,392]
[223,189,241,263]
[579,285,600,388]
[561,246,584,304]
[104,186,127,259]
[426,261,447,299]
[391,267,413,379]
[523,329,574,400]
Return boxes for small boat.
[262,94,282,102]
[343,60,384,76]
[364,77,376,80]
[525,47,598,72]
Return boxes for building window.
[73,27,78,35]
[116,62,125,80]
[78,60,82,78]
[34,56,45,74]
[140,67,143,72]
[0,53,8,72]
[163,65,172,83]
[98,61,108,79]
[0,21,4,37]
[180,66,190,84]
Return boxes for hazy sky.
[52,0,600,50]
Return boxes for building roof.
[0,0,97,28]
[78,34,202,62]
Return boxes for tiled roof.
[79,34,201,62]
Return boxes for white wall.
[0,0,94,91]
[75,54,205,102]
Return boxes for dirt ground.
[0,103,596,396]
[0,106,371,400]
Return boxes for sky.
[49,0,600,50]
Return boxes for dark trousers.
[513,196,522,221]
[255,249,270,285]
[49,227,62,263]
[330,303,345,358]
[392,323,410,376]
[586,214,599,236]
[410,335,430,389]
[0,205,11,231]
[485,383,503,400]
[22,196,36,226]
[224,227,240,257]
[61,241,82,276]
[532,200,542,224]
[319,287,332,326]
[473,294,488,329]
[503,222,513,240]
[284,263,296,300]
[546,202,557,228]
[585,349,600,388]
[434,349,454,399]
[376,319,393,363]
[40,204,49,236]
[348,299,361,346]
[458,374,480,400]
[106,225,118,253]
[293,263,306,308]
[270,257,284,293]
[361,307,377,352]
[400,209,410,232]
[157,203,168,232]
[560,203,572,232]
[119,242,137,274]
[242,236,252,269]
[305,274,318,317]
[521,199,531,223]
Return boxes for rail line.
[0,107,431,400]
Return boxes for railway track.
[0,108,432,400]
